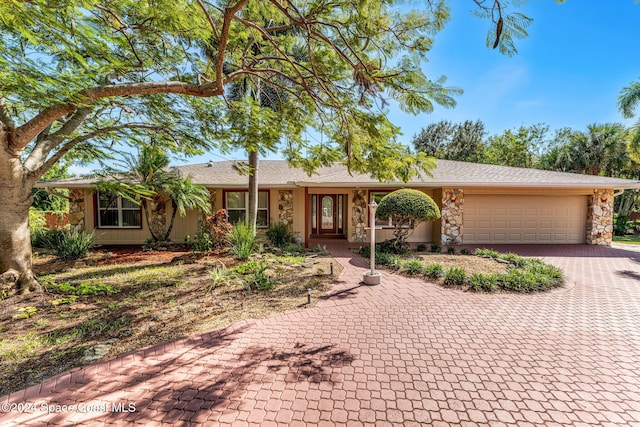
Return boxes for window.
[224,190,269,227]
[96,191,142,228]
[370,191,394,228]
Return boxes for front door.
[319,194,337,234]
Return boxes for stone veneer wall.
[208,189,217,214]
[351,189,367,242]
[68,189,85,231]
[441,188,464,246]
[586,189,614,246]
[278,190,294,230]
[147,197,168,239]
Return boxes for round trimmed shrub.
[375,189,441,252]
[375,189,440,223]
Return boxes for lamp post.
[363,200,381,285]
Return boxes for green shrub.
[430,243,441,253]
[50,280,119,296]
[185,223,215,252]
[359,240,405,258]
[283,243,305,254]
[425,263,444,279]
[460,248,471,255]
[498,252,527,267]
[487,258,563,293]
[376,252,400,267]
[447,246,456,255]
[185,209,233,251]
[31,228,64,249]
[443,267,466,286]
[29,208,46,235]
[40,229,94,260]
[416,244,428,252]
[359,245,371,258]
[242,261,275,290]
[230,222,256,260]
[249,270,276,290]
[614,213,637,236]
[468,273,498,292]
[375,189,441,253]
[475,248,499,258]
[266,223,291,247]
[13,306,38,319]
[232,260,265,275]
[208,266,242,291]
[400,259,424,275]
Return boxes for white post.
[370,201,377,275]
[363,200,381,285]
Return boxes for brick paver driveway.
[2,244,640,426]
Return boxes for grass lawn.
[613,235,640,244]
[0,246,340,396]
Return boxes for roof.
[38,159,640,190]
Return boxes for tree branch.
[0,96,15,130]
[216,0,250,93]
[13,81,224,152]
[41,187,72,201]
[196,0,219,40]
[36,123,162,179]
[23,107,92,171]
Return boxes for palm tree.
[569,124,627,176]
[204,15,301,234]
[97,146,211,242]
[547,124,628,176]
[163,178,212,241]
[226,59,293,234]
[618,79,640,162]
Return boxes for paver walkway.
[2,244,640,426]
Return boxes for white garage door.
[464,195,587,244]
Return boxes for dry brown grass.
[0,247,341,395]
[415,253,509,275]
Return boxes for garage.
[464,195,588,244]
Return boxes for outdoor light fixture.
[363,200,381,285]
[600,196,608,203]
[450,196,457,202]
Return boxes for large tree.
[485,123,549,168]
[412,120,487,162]
[0,0,542,294]
[618,79,640,162]
[541,123,630,177]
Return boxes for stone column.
[278,190,294,230]
[441,188,464,246]
[351,189,367,242]
[208,188,217,214]
[586,189,614,246]
[148,196,169,239]
[68,189,85,231]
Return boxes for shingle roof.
[39,159,640,189]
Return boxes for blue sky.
[70,1,640,173]
[390,0,640,139]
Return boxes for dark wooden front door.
[319,194,337,234]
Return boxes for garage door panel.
[464,195,587,244]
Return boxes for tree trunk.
[142,199,160,242]
[163,201,179,241]
[0,139,41,295]
[247,150,259,235]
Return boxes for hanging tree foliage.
[0,0,549,294]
